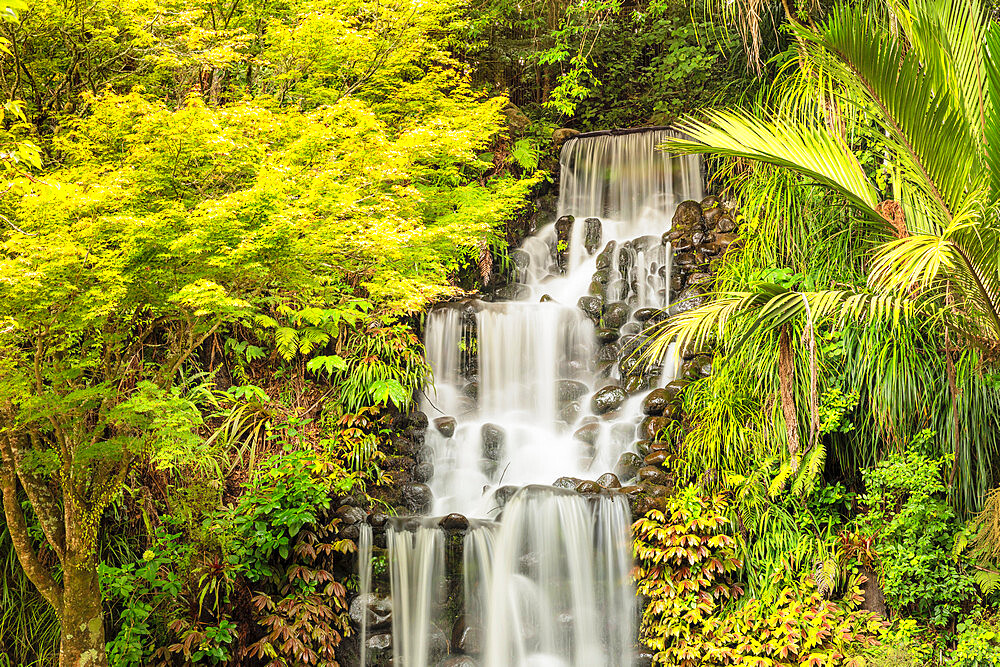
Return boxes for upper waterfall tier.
[420,128,703,518]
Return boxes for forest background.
[3,0,1000,664]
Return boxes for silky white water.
[385,129,703,666]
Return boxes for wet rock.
[583,217,602,255]
[624,375,647,394]
[701,195,721,209]
[715,231,738,247]
[673,252,698,269]
[717,213,737,233]
[451,615,482,656]
[662,381,686,404]
[481,423,506,461]
[650,439,673,451]
[592,267,611,285]
[597,472,621,489]
[434,416,457,438]
[644,451,672,466]
[511,248,530,274]
[588,280,605,297]
[690,354,713,377]
[632,234,661,253]
[576,480,603,494]
[554,476,585,490]
[591,385,626,414]
[639,416,672,442]
[337,505,367,525]
[621,322,641,335]
[596,327,620,344]
[669,285,707,316]
[578,295,603,320]
[686,272,714,288]
[367,512,389,529]
[703,206,723,228]
[555,214,574,238]
[639,466,673,486]
[439,513,469,530]
[340,525,360,541]
[642,388,670,416]
[366,631,392,651]
[402,483,433,513]
[595,241,617,270]
[552,127,581,147]
[603,301,630,329]
[493,485,518,508]
[558,401,581,424]
[557,379,589,402]
[597,343,619,363]
[634,439,652,456]
[620,484,643,497]
[350,593,393,629]
[496,283,531,301]
[462,382,479,400]
[672,200,704,230]
[615,452,643,480]
[633,307,666,323]
[539,294,553,302]
[573,422,601,446]
[415,446,434,465]
[408,410,429,430]
[413,461,434,483]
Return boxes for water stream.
[365,129,702,666]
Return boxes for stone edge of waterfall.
[566,125,677,140]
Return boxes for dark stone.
[511,248,530,273]
[401,483,433,513]
[615,452,643,480]
[674,252,697,269]
[336,505,367,525]
[620,484,643,497]
[413,461,434,483]
[623,375,647,394]
[583,217,602,255]
[578,295,603,320]
[686,272,714,288]
[588,280,605,297]
[597,472,621,489]
[493,485,518,508]
[662,381,685,403]
[573,422,601,446]
[703,206,722,228]
[539,294,553,302]
[552,127,581,147]
[595,241,617,270]
[596,327,620,344]
[416,446,434,464]
[597,343,619,362]
[439,513,469,530]
[634,439,652,456]
[717,213,737,233]
[639,466,672,486]
[367,512,389,529]
[592,267,611,285]
[644,451,671,466]
[634,495,666,516]
[672,200,704,230]
[603,301,630,329]
[591,385,626,414]
[555,214,574,239]
[340,524,360,542]
[557,379,589,402]
[621,322,641,335]
[576,480,603,494]
[496,284,531,301]
[669,285,707,316]
[554,476,584,490]
[558,401,581,423]
[408,411,429,430]
[350,593,393,629]
[692,230,707,246]
[642,388,669,416]
[701,195,721,209]
[638,416,671,441]
[451,615,482,656]
[462,382,479,400]
[366,631,393,652]
[433,416,456,438]
[691,354,713,377]
[633,307,666,323]
[481,423,505,461]
[715,231,738,247]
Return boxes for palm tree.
[645,0,1000,508]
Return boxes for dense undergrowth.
[1,0,1000,664]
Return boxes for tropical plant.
[646,0,1000,511]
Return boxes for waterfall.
[382,128,702,666]
[358,523,373,667]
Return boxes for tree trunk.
[59,504,108,667]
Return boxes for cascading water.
[373,128,703,667]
